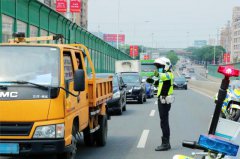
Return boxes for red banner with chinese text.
[56,0,67,12]
[103,34,125,43]
[223,53,230,63]
[70,0,81,12]
[130,45,139,57]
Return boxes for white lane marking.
[149,110,156,117]
[189,87,213,99]
[137,130,150,148]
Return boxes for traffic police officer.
[153,57,174,151]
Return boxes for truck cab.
[0,34,112,158]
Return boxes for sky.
[88,0,240,48]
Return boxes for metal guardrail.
[208,63,240,79]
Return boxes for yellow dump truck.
[0,33,112,158]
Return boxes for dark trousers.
[158,99,171,139]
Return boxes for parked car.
[90,73,127,115]
[173,76,188,90]
[142,76,154,98]
[120,72,147,104]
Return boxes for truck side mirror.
[74,69,85,91]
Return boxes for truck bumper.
[0,139,68,156]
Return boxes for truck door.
[63,51,77,117]
[74,51,89,128]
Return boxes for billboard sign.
[103,34,125,43]
[56,0,67,12]
[70,0,81,12]
[130,45,139,57]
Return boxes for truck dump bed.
[88,77,113,107]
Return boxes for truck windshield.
[0,46,60,86]
[141,64,156,72]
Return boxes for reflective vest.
[157,71,174,97]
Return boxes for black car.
[120,72,147,104]
[173,76,188,90]
[91,73,127,115]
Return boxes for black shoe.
[155,144,171,151]
[155,137,171,151]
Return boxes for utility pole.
[151,33,154,53]
[186,32,190,47]
[98,25,100,38]
[117,0,120,49]
[65,0,71,20]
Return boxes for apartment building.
[220,21,231,53]
[38,0,88,29]
[231,7,240,62]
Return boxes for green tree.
[185,46,225,64]
[166,50,179,65]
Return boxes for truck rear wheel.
[96,115,108,146]
[83,126,95,146]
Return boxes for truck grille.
[0,122,33,136]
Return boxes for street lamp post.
[213,29,219,65]
[151,33,154,53]
[214,42,216,65]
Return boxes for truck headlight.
[113,91,120,98]
[33,124,64,138]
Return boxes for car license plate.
[0,143,19,154]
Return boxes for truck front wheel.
[95,115,108,146]
[57,125,77,159]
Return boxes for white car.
[185,74,191,79]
